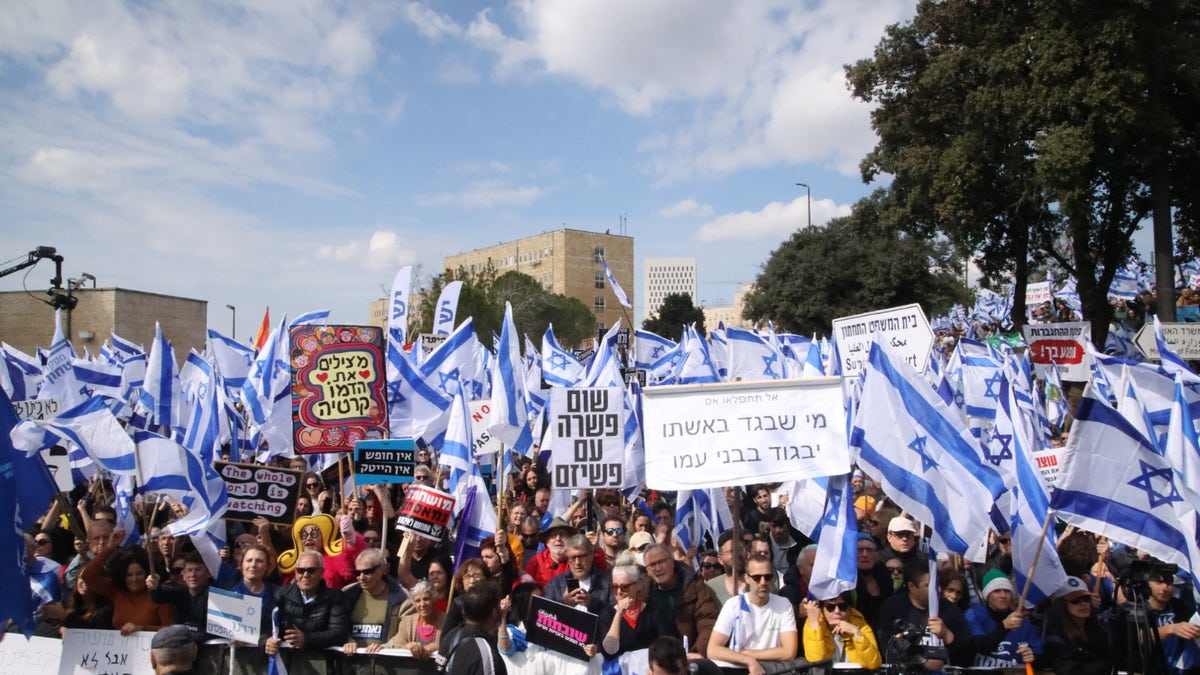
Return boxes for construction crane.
[0,246,76,309]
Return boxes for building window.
[595,271,605,289]
[593,246,605,262]
[596,322,606,333]
[594,297,606,312]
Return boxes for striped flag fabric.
[600,255,632,309]
[808,474,858,600]
[487,303,528,447]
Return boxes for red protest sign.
[395,485,454,541]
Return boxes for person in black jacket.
[446,581,507,675]
[148,551,212,640]
[265,551,349,655]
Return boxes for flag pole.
[1017,511,1056,610]
[1092,536,1108,596]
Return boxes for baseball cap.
[887,517,916,534]
[151,625,195,649]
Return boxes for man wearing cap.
[151,626,199,675]
[644,543,720,659]
[876,559,973,669]
[1145,563,1200,671]
[544,535,614,614]
[964,569,1040,667]
[882,517,921,565]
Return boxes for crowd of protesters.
[14,443,1200,675]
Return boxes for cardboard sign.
[13,398,60,419]
[833,304,934,377]
[394,485,454,541]
[417,333,447,357]
[354,439,416,485]
[215,461,301,524]
[0,635,61,675]
[1022,322,1091,381]
[207,586,262,645]
[1032,446,1064,488]
[548,387,625,489]
[525,595,599,662]
[469,399,503,457]
[641,377,851,490]
[59,628,155,675]
[291,325,388,455]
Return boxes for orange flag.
[252,307,271,350]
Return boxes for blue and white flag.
[488,303,528,447]
[38,310,82,409]
[850,339,1007,557]
[138,323,181,432]
[206,329,255,390]
[1164,375,1200,512]
[542,326,584,387]
[1155,316,1198,378]
[432,281,463,336]
[289,310,330,327]
[241,317,292,459]
[179,353,221,466]
[582,321,626,389]
[726,327,785,381]
[708,325,729,380]
[73,358,123,402]
[1,343,42,402]
[109,332,143,361]
[1053,276,1082,317]
[997,375,1067,603]
[784,478,832,539]
[136,429,228,539]
[635,329,679,384]
[1042,361,1068,431]
[673,488,734,552]
[661,326,719,385]
[1051,384,1200,598]
[600,256,632,309]
[442,391,482,507]
[1107,260,1142,301]
[11,396,138,474]
[808,474,858,600]
[453,484,498,567]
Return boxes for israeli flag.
[850,338,1006,557]
[600,256,632,309]
[1050,384,1200,598]
[674,488,734,551]
[138,323,182,432]
[726,327,785,381]
[11,396,138,475]
[542,326,584,387]
[289,310,330,327]
[1,343,42,401]
[808,474,858,600]
[488,303,528,447]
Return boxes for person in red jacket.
[523,518,574,587]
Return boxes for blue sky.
[1,1,922,340]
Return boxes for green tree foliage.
[846,0,1200,344]
[743,189,969,336]
[412,266,594,349]
[642,292,706,341]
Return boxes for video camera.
[1119,559,1178,597]
[884,621,949,671]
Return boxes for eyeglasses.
[746,573,773,583]
[300,527,322,540]
[354,566,382,577]
[822,602,849,612]
[567,554,590,562]
[462,572,485,581]
[295,566,322,576]
[700,562,723,570]
[1067,595,1092,605]
[889,531,916,538]
[604,528,626,536]
[611,582,635,592]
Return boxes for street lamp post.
[226,304,236,339]
[796,182,811,229]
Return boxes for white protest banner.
[207,586,262,645]
[59,628,155,675]
[832,304,933,378]
[547,387,625,490]
[1025,281,1051,310]
[0,636,61,675]
[469,399,503,457]
[641,378,850,490]
[14,398,60,420]
[1022,322,1091,381]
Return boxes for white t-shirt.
[713,593,797,652]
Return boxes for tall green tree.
[846,0,1200,345]
[642,293,706,341]
[743,189,969,336]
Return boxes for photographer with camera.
[1144,563,1200,673]
[876,559,973,670]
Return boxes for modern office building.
[443,228,634,333]
[642,257,697,323]
[0,287,207,364]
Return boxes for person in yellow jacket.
[801,593,882,668]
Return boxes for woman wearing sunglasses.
[1042,576,1112,673]
[801,592,882,668]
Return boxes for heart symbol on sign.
[359,370,371,379]
[315,372,328,382]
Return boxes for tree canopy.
[642,292,706,341]
[743,189,968,336]
[846,0,1200,345]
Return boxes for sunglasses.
[354,566,382,577]
[364,536,381,543]
[700,562,723,570]
[822,602,849,612]
[300,528,322,540]
[611,582,636,592]
[887,567,904,575]
[604,528,626,536]
[746,573,773,583]
[305,482,320,488]
[35,538,52,545]
[295,566,322,576]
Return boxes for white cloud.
[694,196,852,242]
[659,199,714,219]
[317,230,422,272]
[417,180,551,209]
[401,1,463,41]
